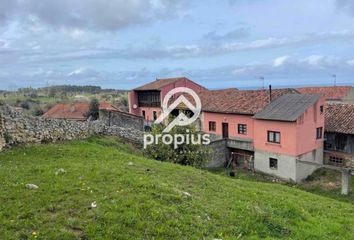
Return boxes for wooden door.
[222,122,229,139]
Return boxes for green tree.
[48,88,56,98]
[86,98,100,120]
[144,119,210,168]
[33,107,44,116]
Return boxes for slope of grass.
[211,168,354,205]
[0,136,353,239]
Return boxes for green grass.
[211,167,354,205]
[0,95,66,105]
[0,137,354,239]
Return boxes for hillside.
[0,137,353,239]
[0,85,129,116]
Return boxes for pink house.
[199,88,325,182]
[128,77,206,123]
[253,94,325,181]
[129,78,325,182]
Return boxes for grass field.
[0,137,353,239]
[212,167,354,205]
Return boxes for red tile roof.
[99,102,121,111]
[134,77,206,91]
[297,86,352,101]
[199,88,299,115]
[43,102,118,120]
[325,103,354,135]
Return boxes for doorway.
[222,122,229,139]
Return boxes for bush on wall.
[144,122,211,168]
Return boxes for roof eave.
[202,110,255,116]
[253,117,297,122]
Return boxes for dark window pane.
[316,127,323,139]
[269,158,278,169]
[238,124,247,134]
[268,131,280,144]
[209,121,216,131]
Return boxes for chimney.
[269,85,272,102]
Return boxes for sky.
[1,0,354,90]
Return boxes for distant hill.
[16,85,127,95]
[0,85,129,116]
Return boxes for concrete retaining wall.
[296,161,320,182]
[254,147,323,182]
[206,139,229,168]
[254,150,297,182]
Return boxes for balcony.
[226,137,254,151]
[137,90,161,107]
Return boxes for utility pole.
[259,76,265,90]
[332,74,337,86]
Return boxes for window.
[238,124,247,135]
[320,105,324,114]
[316,127,323,139]
[335,134,348,151]
[329,156,343,165]
[267,131,280,144]
[153,111,157,121]
[209,121,216,131]
[269,158,278,169]
[142,110,146,119]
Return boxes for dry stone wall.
[0,110,5,151]
[99,109,144,131]
[0,105,144,151]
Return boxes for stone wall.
[206,139,229,168]
[0,110,5,151]
[0,106,144,151]
[99,109,144,131]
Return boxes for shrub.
[4,131,13,144]
[33,108,44,116]
[20,101,30,110]
[86,98,100,120]
[144,121,210,168]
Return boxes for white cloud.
[346,59,354,66]
[302,55,326,67]
[228,55,354,80]
[2,54,353,90]
[232,68,248,74]
[299,55,340,69]
[203,27,250,42]
[0,0,187,31]
[273,56,290,67]
[5,29,353,65]
[68,67,87,77]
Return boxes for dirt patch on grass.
[67,226,87,239]
[302,168,341,190]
